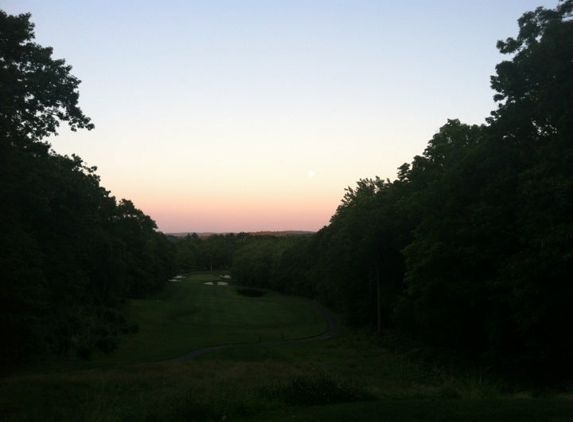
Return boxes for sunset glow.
[3,0,559,233]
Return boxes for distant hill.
[248,230,315,237]
[166,230,315,238]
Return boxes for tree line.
[219,1,573,383]
[1,11,176,364]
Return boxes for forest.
[2,0,573,385]
[178,1,573,383]
[0,10,176,364]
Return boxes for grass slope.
[2,273,573,421]
[41,273,328,370]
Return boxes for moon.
[308,170,315,178]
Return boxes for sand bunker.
[204,281,229,286]
[170,275,184,282]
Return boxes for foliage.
[312,177,411,329]
[0,10,175,365]
[483,0,573,379]
[174,232,238,272]
[0,11,94,144]
[266,0,573,384]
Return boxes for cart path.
[169,301,339,361]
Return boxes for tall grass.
[2,359,366,421]
[3,348,566,422]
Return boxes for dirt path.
[170,302,339,361]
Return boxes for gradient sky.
[3,0,559,233]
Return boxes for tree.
[232,236,279,289]
[175,234,201,272]
[489,0,573,143]
[484,0,573,380]
[293,1,573,383]
[269,235,313,297]
[309,177,411,330]
[400,121,492,350]
[393,1,573,380]
[0,10,175,364]
[0,10,93,146]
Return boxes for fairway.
[56,273,329,368]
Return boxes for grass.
[37,273,328,371]
[236,399,573,422]
[2,272,573,421]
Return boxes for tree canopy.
[0,10,174,365]
[0,11,94,146]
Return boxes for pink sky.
[148,203,335,233]
[134,184,340,233]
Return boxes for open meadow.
[2,273,573,421]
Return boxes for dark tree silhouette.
[0,10,175,365]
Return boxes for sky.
[3,0,560,233]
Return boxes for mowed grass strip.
[46,273,329,370]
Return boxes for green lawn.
[2,272,573,422]
[42,273,328,370]
[118,273,327,361]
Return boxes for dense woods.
[0,11,175,364]
[222,1,573,383]
[3,0,573,386]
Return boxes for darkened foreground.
[176,2,573,384]
[0,11,175,367]
[3,274,573,422]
